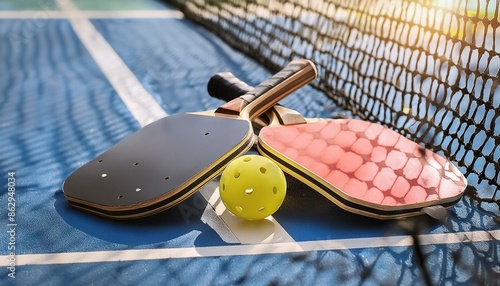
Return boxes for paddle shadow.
[54,190,225,246]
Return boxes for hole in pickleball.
[235,206,243,212]
[221,184,225,191]
[117,195,123,199]
[273,186,277,195]
[243,157,252,162]
[135,188,141,192]
[260,167,267,174]
[259,207,265,212]
[101,173,108,178]
[245,188,254,195]
[234,171,240,178]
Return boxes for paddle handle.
[214,59,317,120]
[208,72,253,101]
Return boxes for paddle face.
[207,72,468,219]
[258,119,467,219]
[63,59,318,219]
[63,114,253,219]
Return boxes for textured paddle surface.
[260,119,467,207]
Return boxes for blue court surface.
[0,0,498,285]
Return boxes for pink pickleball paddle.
[207,72,467,219]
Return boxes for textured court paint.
[260,119,466,208]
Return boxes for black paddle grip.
[209,60,315,107]
[207,72,253,102]
[239,60,313,105]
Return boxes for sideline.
[0,230,497,266]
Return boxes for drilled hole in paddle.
[135,188,141,192]
[117,195,123,199]
[101,173,108,178]
[134,162,139,166]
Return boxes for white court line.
[1,230,498,266]
[0,10,184,19]
[55,0,297,245]
[57,0,167,126]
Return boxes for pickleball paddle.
[207,73,467,219]
[62,59,318,219]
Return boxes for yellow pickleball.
[219,155,287,220]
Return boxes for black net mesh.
[166,0,499,210]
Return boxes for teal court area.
[0,0,498,285]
